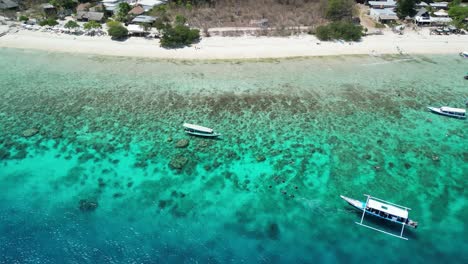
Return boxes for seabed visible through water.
[0,48,467,263]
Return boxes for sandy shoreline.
[1,27,467,59]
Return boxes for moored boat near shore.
[340,194,418,240]
[183,123,221,138]
[427,106,466,119]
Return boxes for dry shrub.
[167,0,325,29]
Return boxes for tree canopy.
[107,21,128,39]
[49,0,76,10]
[84,21,102,30]
[396,0,418,19]
[315,21,363,41]
[64,20,79,28]
[448,5,468,28]
[159,15,200,48]
[116,2,132,22]
[39,18,58,26]
[325,0,354,22]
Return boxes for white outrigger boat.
[460,51,468,58]
[427,106,466,119]
[183,123,221,138]
[340,194,418,240]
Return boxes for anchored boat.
[427,106,466,119]
[340,194,418,240]
[183,123,221,138]
[460,51,468,58]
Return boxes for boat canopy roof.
[368,199,409,219]
[183,123,213,133]
[441,107,466,114]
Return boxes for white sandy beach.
[0,27,467,59]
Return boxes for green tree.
[449,0,461,8]
[325,0,354,22]
[19,15,29,22]
[175,14,187,25]
[107,22,128,39]
[315,21,363,41]
[64,20,79,28]
[448,5,468,29]
[39,18,59,26]
[106,20,121,28]
[396,0,418,19]
[49,0,76,9]
[153,18,169,31]
[116,2,132,22]
[84,21,102,30]
[160,23,200,48]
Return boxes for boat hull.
[185,131,221,138]
[340,195,417,228]
[427,107,466,119]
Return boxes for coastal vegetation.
[396,0,418,19]
[107,21,128,39]
[19,15,29,22]
[315,21,363,41]
[48,0,77,10]
[158,15,200,48]
[314,0,363,41]
[84,21,101,30]
[148,0,363,40]
[115,2,132,22]
[64,20,79,29]
[148,0,325,35]
[325,0,354,22]
[39,18,58,26]
[448,1,468,29]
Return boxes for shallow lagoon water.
[0,48,467,263]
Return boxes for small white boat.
[427,106,466,119]
[341,194,418,240]
[460,51,468,58]
[183,123,221,137]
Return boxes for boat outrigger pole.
[354,194,410,240]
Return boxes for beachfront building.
[41,3,57,17]
[101,0,165,14]
[414,7,452,25]
[0,0,18,10]
[101,0,124,14]
[368,0,398,22]
[369,8,398,22]
[90,4,105,12]
[77,3,92,12]
[127,24,146,36]
[135,0,165,12]
[76,11,105,22]
[127,15,157,36]
[131,15,156,24]
[128,5,145,16]
[368,0,396,9]
[428,2,449,10]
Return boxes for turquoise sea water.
[0,48,467,263]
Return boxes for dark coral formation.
[22,128,39,137]
[169,155,189,170]
[267,223,280,240]
[175,139,189,148]
[79,198,98,212]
